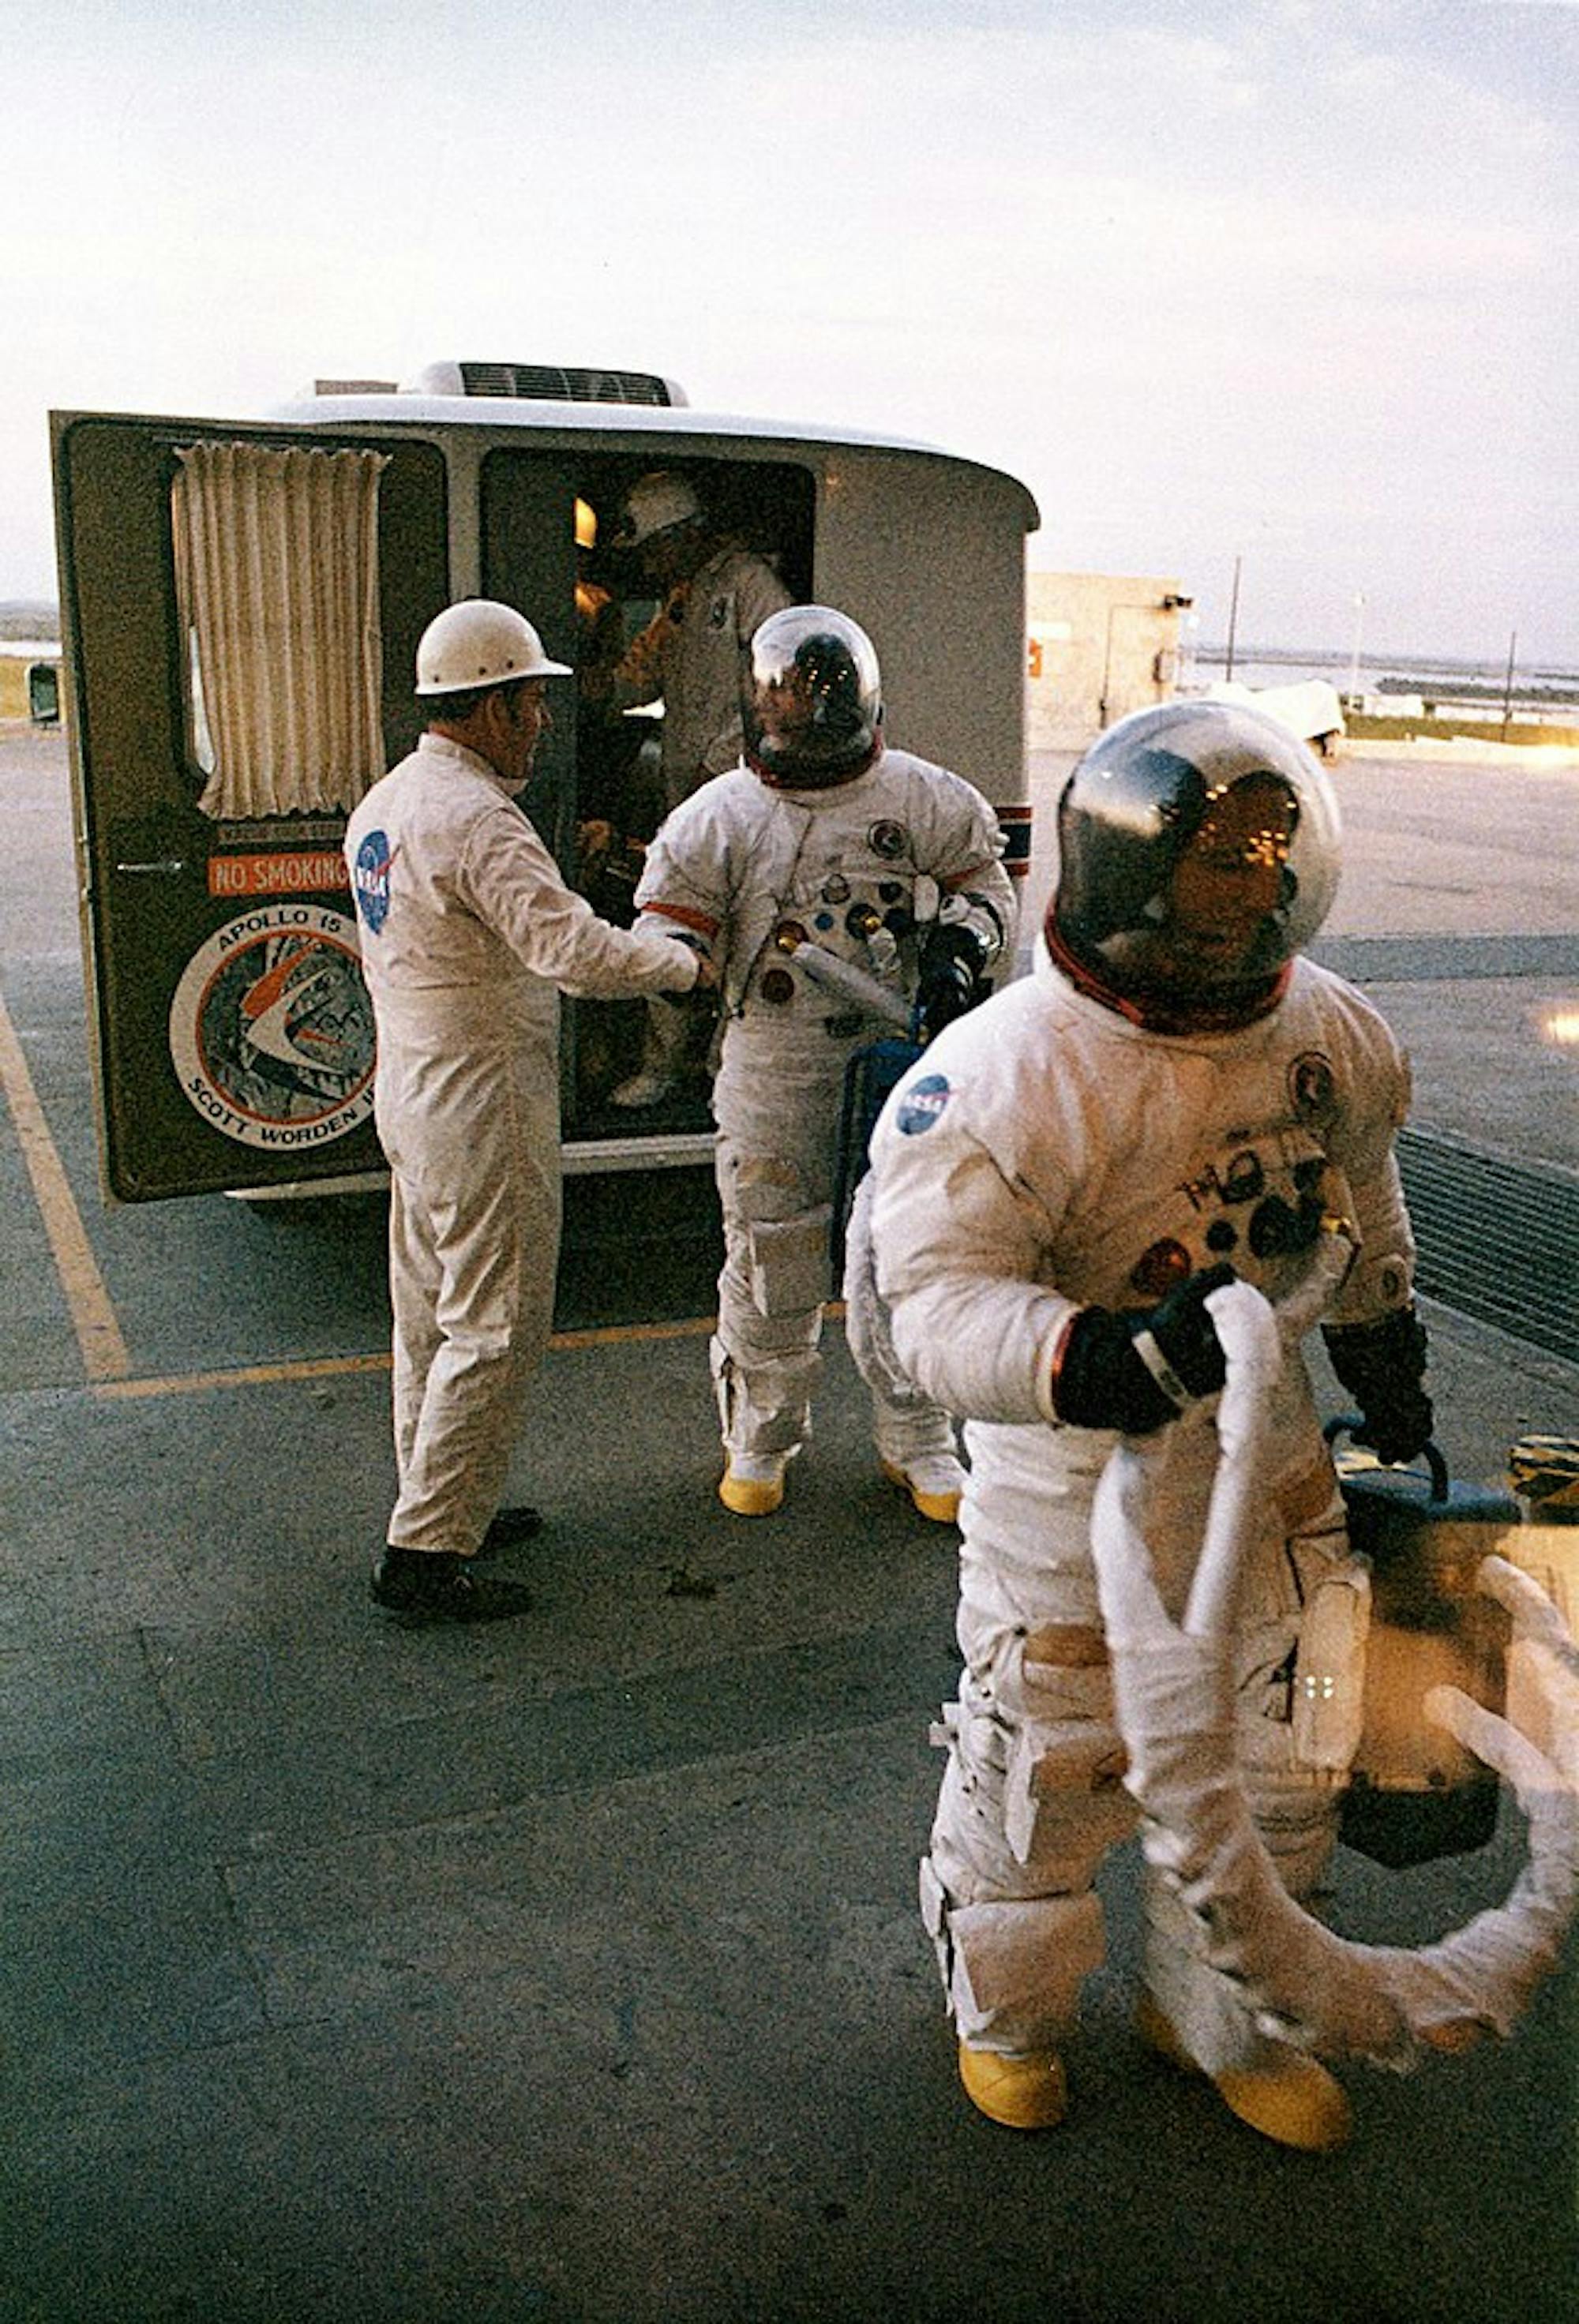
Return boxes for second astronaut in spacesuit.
[630,606,1017,1518]
[865,700,1435,2147]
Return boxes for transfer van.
[50,361,1038,1202]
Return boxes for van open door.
[52,410,448,1200]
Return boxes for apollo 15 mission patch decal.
[168,904,376,1151]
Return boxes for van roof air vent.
[403,361,687,407]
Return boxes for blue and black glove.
[1052,1264,1236,1434]
[1322,1306,1433,1465]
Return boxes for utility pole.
[1224,554,1242,681]
[1500,628,1517,742]
[1348,594,1365,699]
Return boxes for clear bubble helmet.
[1051,700,1342,1028]
[744,605,883,789]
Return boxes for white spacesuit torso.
[869,938,1416,1432]
[635,744,1016,1127]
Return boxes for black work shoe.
[478,1505,545,1559]
[370,1547,532,1622]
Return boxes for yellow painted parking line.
[0,984,131,1381]
[96,1351,395,1400]
[92,1312,729,1400]
[90,1293,844,1400]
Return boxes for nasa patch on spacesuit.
[895,1072,952,1137]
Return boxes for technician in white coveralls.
[630,606,1016,1518]
[865,701,1435,2143]
[345,601,708,1621]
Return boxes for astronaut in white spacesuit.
[865,700,1435,2146]
[630,605,1017,1519]
[345,599,707,1622]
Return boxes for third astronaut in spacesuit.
[629,605,1017,1519]
[865,699,1435,2147]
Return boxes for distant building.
[1026,571,1193,748]
[0,641,62,724]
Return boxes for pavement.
[0,725,1576,2322]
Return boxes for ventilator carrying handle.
[1324,1415,1450,1504]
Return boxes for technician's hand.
[1050,1264,1236,1434]
[658,943,715,995]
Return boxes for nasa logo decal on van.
[353,830,397,934]
[896,1073,952,1135]
[168,905,377,1153]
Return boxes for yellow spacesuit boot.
[880,1456,965,1524]
[718,1456,786,1516]
[1135,1992,1351,2152]
[956,2042,1067,2131]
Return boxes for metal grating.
[456,362,677,406]
[1396,1128,1578,1363]
[1311,933,1579,983]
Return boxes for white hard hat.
[616,470,702,547]
[414,600,572,695]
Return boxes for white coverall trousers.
[380,985,561,1556]
[711,1032,958,1473]
[924,1375,1358,2074]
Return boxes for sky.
[3,0,1574,665]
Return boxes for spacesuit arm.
[731,553,794,650]
[613,598,673,710]
[866,1108,1078,1423]
[628,789,739,974]
[1318,996,1419,1328]
[913,769,1017,972]
[691,557,793,782]
[460,805,699,998]
[1297,984,1431,1458]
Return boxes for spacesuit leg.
[1239,1466,1363,1900]
[922,1434,1139,2060]
[1141,1446,1365,2100]
[711,1133,829,1466]
[925,1647,1138,2058]
[924,1656,1134,2058]
[840,1172,964,1505]
[386,1133,561,1558]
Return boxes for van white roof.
[262,387,1035,506]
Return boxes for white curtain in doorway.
[173,441,390,819]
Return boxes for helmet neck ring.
[1044,910,1292,1034]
